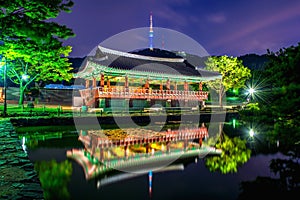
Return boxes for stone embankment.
[0,119,44,199]
[10,112,238,127]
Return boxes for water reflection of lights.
[67,125,222,199]
[245,123,265,154]
[246,126,259,141]
[66,125,222,181]
[232,119,236,129]
[149,171,153,198]
[246,121,270,142]
[22,136,27,153]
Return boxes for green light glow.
[232,119,236,128]
[249,129,254,137]
[232,88,239,95]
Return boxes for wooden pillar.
[166,141,170,153]
[99,148,104,162]
[92,77,96,88]
[199,82,203,91]
[184,81,188,91]
[174,82,177,90]
[146,143,150,153]
[166,79,170,90]
[85,79,90,88]
[145,79,149,89]
[124,146,128,158]
[124,76,129,89]
[100,74,104,87]
[107,79,110,88]
[184,139,188,150]
[199,137,203,147]
[160,82,163,91]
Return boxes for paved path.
[0,119,44,199]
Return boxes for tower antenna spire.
[149,12,154,50]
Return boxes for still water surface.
[19,122,285,200]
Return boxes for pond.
[17,120,296,200]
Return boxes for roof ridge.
[98,45,185,63]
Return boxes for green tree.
[0,0,75,106]
[205,55,251,107]
[242,43,300,140]
[263,43,300,133]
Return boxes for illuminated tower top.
[149,12,154,50]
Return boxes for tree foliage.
[254,43,300,138]
[265,43,300,87]
[264,43,300,118]
[0,0,75,105]
[205,55,251,106]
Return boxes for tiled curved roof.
[75,46,221,81]
[88,46,221,78]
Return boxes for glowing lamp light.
[248,88,255,95]
[22,74,29,81]
[249,129,254,137]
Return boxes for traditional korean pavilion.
[74,14,221,111]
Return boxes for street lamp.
[246,87,256,102]
[248,88,255,95]
[22,74,29,81]
[249,129,254,137]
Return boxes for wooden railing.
[80,87,208,101]
[80,127,208,148]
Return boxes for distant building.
[44,84,85,90]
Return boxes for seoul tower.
[149,12,154,50]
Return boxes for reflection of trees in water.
[34,160,72,200]
[231,118,300,198]
[237,114,300,197]
[238,152,300,199]
[204,133,251,174]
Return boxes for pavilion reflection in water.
[67,124,221,190]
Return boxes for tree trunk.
[219,89,222,107]
[219,122,224,142]
[19,84,25,106]
[219,84,224,108]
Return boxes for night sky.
[55,0,300,58]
